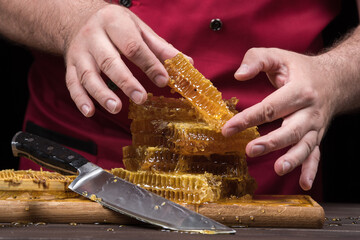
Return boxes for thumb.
[235,47,285,81]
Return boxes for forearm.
[0,0,107,54]
[318,26,360,115]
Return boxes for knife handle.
[11,131,88,175]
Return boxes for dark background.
[1,1,359,203]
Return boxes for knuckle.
[100,56,117,73]
[300,87,317,104]
[71,91,84,105]
[238,111,251,129]
[289,126,303,143]
[267,137,279,150]
[91,87,104,100]
[302,139,314,156]
[246,47,259,56]
[310,109,322,122]
[114,76,133,93]
[143,62,159,79]
[78,24,94,39]
[313,151,321,163]
[123,40,142,58]
[116,78,129,90]
[79,69,94,86]
[65,76,75,90]
[262,102,276,122]
[96,5,119,21]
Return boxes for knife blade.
[11,131,235,234]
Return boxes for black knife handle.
[11,131,88,175]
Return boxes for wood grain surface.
[0,195,324,228]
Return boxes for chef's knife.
[11,131,235,234]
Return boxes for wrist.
[315,34,360,116]
[61,0,110,56]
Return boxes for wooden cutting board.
[0,195,324,228]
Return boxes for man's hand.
[0,0,184,117]
[222,48,340,191]
[64,3,180,117]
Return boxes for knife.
[11,131,235,234]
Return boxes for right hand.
[64,3,181,117]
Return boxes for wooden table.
[0,203,359,240]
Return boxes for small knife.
[11,131,235,234]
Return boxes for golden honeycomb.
[123,145,249,177]
[121,53,259,204]
[123,146,180,172]
[129,93,239,122]
[111,168,255,204]
[130,119,259,155]
[0,169,78,200]
[129,93,199,121]
[0,169,76,191]
[165,53,235,129]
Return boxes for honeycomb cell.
[123,145,249,177]
[123,146,180,172]
[174,153,249,177]
[129,93,200,121]
[128,93,239,122]
[0,169,76,191]
[165,53,235,130]
[0,170,78,200]
[130,120,259,155]
[111,168,255,204]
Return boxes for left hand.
[222,47,337,191]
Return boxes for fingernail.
[223,127,239,136]
[154,75,168,87]
[106,99,117,113]
[183,54,194,64]
[282,161,291,173]
[307,179,313,188]
[131,91,145,104]
[251,145,265,156]
[81,104,90,116]
[236,64,249,75]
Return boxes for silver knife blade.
[70,162,235,234]
[12,131,235,234]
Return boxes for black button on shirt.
[119,0,132,8]
[210,18,222,31]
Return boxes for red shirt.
[20,0,341,201]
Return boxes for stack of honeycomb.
[113,53,260,204]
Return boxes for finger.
[245,108,313,157]
[234,47,289,86]
[106,21,169,87]
[141,27,194,64]
[222,83,315,136]
[66,65,95,117]
[126,11,194,64]
[273,130,318,176]
[75,52,122,114]
[299,146,320,191]
[88,31,147,104]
